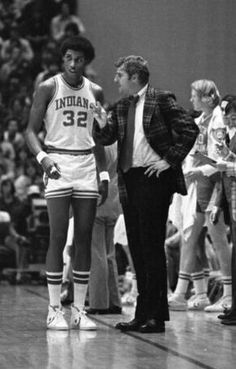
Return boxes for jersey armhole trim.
[47,76,58,109]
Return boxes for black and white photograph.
[0,1,236,368]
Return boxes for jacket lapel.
[118,86,156,141]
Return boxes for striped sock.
[203,268,210,292]
[191,271,206,295]
[46,271,63,307]
[222,276,232,297]
[174,271,191,295]
[73,270,90,311]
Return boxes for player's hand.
[90,101,107,128]
[144,160,170,177]
[97,180,109,206]
[41,156,61,179]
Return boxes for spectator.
[1,21,34,63]
[50,1,85,42]
[2,117,25,155]
[20,5,49,55]
[34,50,61,89]
[0,178,31,280]
[0,44,30,84]
[0,143,15,179]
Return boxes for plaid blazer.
[94,85,199,203]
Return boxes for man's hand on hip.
[144,160,170,177]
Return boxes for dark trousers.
[122,167,173,322]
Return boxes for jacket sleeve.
[158,92,199,168]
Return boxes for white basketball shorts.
[44,152,99,200]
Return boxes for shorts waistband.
[46,147,93,156]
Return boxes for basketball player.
[25,36,109,330]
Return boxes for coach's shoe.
[218,308,236,320]
[204,295,232,313]
[115,318,142,331]
[221,317,236,325]
[168,294,187,311]
[187,294,210,310]
[71,305,97,330]
[139,319,165,333]
[47,305,69,330]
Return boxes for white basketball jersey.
[44,74,96,150]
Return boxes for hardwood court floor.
[0,284,236,369]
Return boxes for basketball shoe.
[187,294,210,310]
[204,295,232,312]
[70,305,97,330]
[47,305,69,330]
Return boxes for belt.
[46,147,92,156]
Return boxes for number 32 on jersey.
[63,110,87,127]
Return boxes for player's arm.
[25,80,61,179]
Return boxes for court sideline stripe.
[24,287,216,369]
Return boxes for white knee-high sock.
[222,276,232,297]
[73,270,90,311]
[174,271,191,295]
[46,271,63,307]
[203,268,210,292]
[192,271,206,296]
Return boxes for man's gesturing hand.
[90,101,107,128]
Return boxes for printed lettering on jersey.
[55,96,89,110]
[54,96,90,127]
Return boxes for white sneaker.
[71,305,97,330]
[168,294,187,311]
[204,295,232,312]
[187,294,210,310]
[47,305,69,330]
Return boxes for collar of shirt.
[136,84,148,101]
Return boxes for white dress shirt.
[132,84,162,167]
